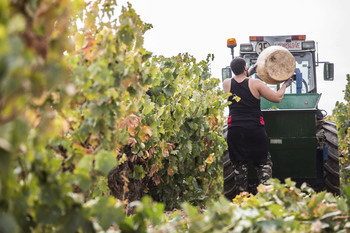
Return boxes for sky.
[118,0,350,115]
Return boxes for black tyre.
[319,120,340,194]
[223,125,236,200]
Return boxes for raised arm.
[253,78,293,103]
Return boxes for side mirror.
[222,67,232,82]
[324,62,334,81]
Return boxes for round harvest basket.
[256,46,296,84]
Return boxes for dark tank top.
[227,78,264,128]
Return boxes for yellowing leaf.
[233,94,241,102]
[232,192,250,205]
[127,137,137,146]
[117,115,141,136]
[88,133,100,148]
[126,102,138,114]
[118,153,127,164]
[207,115,218,130]
[149,164,158,177]
[257,184,274,193]
[247,196,261,208]
[148,147,156,159]
[152,175,162,186]
[142,150,149,159]
[51,92,60,104]
[82,37,98,61]
[138,125,152,142]
[25,109,41,128]
[162,149,169,158]
[143,125,153,136]
[308,191,326,210]
[166,143,175,151]
[31,92,47,106]
[167,167,174,176]
[74,32,85,50]
[205,153,215,164]
[128,124,136,136]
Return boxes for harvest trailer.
[222,35,338,199]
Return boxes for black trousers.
[227,125,269,163]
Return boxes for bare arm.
[222,78,231,94]
[254,79,288,103]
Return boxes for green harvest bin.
[260,94,321,179]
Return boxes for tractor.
[222,35,339,199]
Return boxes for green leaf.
[308,191,326,210]
[77,154,93,172]
[62,206,93,233]
[118,24,134,46]
[142,98,155,115]
[95,150,116,176]
[163,85,175,97]
[174,105,183,120]
[40,183,63,204]
[186,140,192,153]
[126,102,138,114]
[268,204,285,217]
[255,219,284,233]
[140,196,165,226]
[285,178,296,188]
[343,185,350,213]
[36,204,61,225]
[0,213,19,233]
[74,171,91,192]
[133,165,146,179]
[89,196,125,231]
[181,202,199,218]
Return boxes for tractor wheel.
[320,120,340,194]
[223,125,236,200]
[223,149,236,200]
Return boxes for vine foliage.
[0,0,227,231]
[4,0,350,232]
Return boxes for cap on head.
[230,57,246,76]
